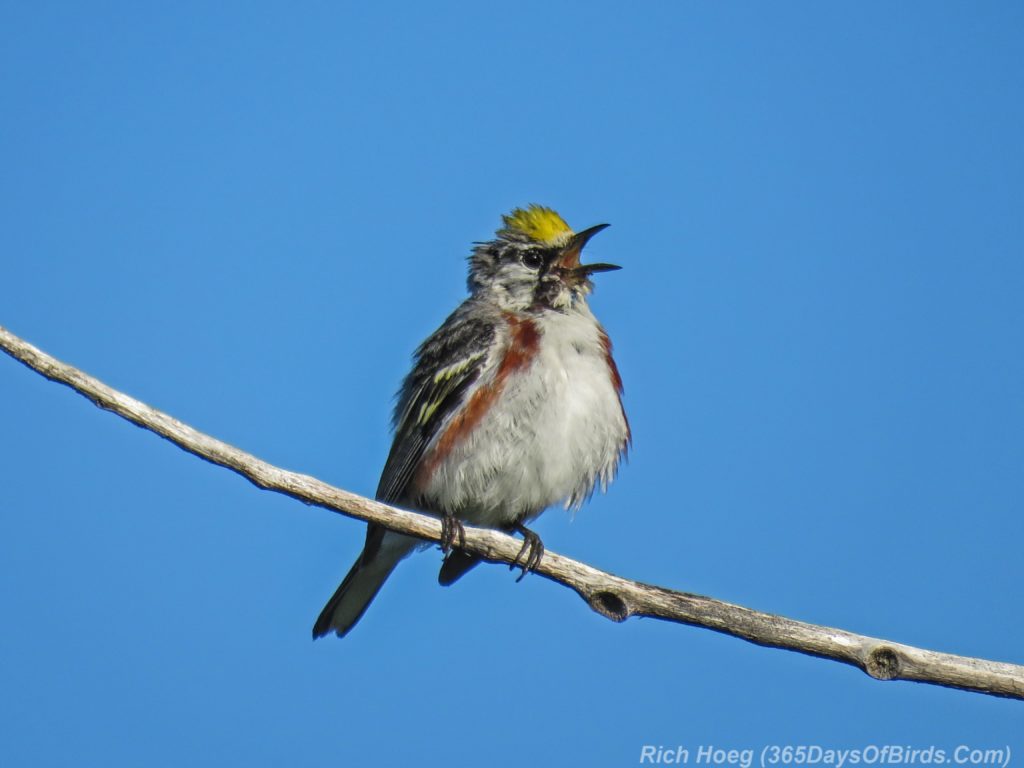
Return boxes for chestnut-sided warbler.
[313,205,630,638]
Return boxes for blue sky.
[2,2,1022,765]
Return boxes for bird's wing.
[375,306,498,505]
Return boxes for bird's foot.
[439,512,466,553]
[511,523,544,582]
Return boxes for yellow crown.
[500,205,574,245]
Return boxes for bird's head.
[468,205,619,312]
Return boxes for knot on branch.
[589,590,630,622]
[865,644,901,680]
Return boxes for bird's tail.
[312,533,417,639]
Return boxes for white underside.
[418,304,628,529]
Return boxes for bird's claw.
[440,513,466,553]
[511,524,544,582]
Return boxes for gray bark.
[1,324,1021,700]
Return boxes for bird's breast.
[419,308,629,527]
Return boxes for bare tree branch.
[2,323,1021,700]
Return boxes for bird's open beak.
[556,223,620,278]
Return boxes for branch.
[2,324,1022,701]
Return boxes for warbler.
[313,205,630,638]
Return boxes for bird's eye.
[520,250,545,270]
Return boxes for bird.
[313,204,630,639]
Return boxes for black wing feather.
[374,301,497,505]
